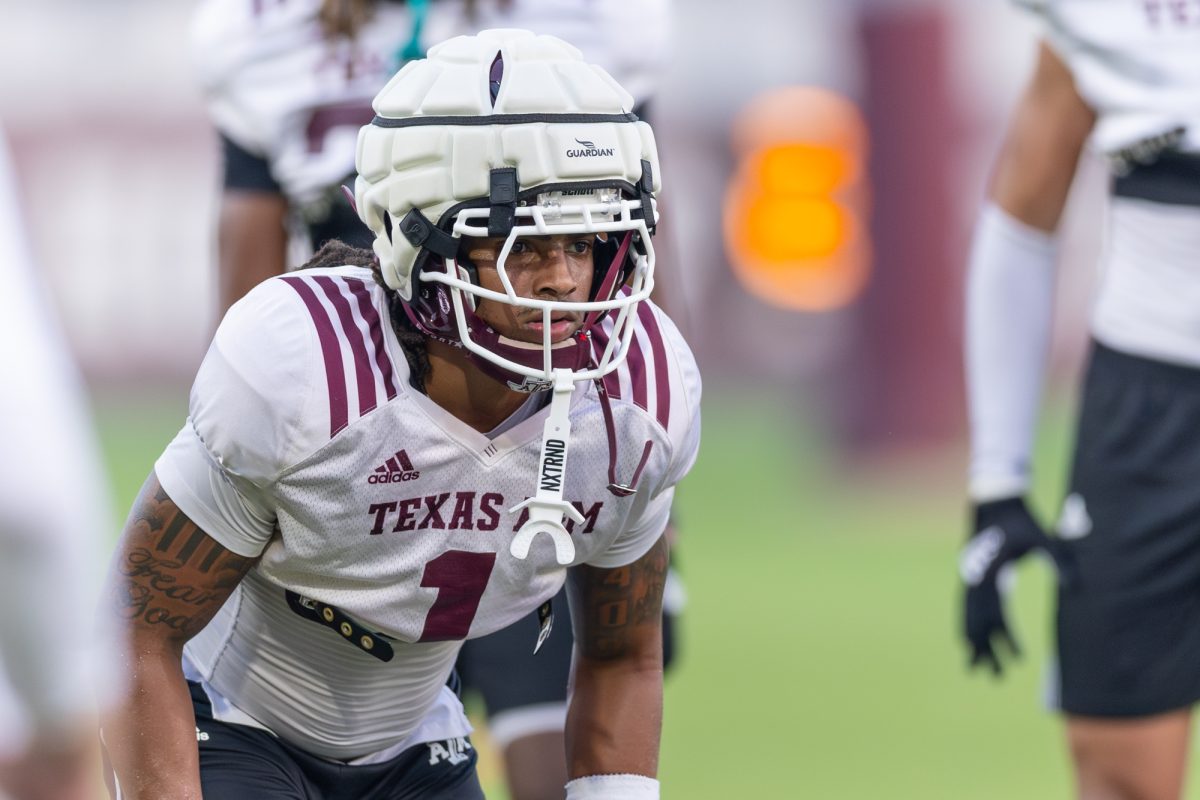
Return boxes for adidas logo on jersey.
[368,450,420,484]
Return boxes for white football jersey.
[190,0,670,213]
[423,0,672,105]
[191,0,415,210]
[155,265,700,760]
[1016,0,1200,155]
[1016,1,1200,368]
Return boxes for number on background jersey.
[418,551,497,641]
[1144,0,1200,27]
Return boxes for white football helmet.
[354,28,661,391]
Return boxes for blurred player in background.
[103,29,698,800]
[190,3,678,797]
[960,2,1200,798]
[191,0,670,316]
[0,126,117,800]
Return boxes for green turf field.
[90,385,1132,798]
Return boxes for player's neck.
[424,339,529,433]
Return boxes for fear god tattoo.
[108,476,257,640]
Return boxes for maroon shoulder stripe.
[314,276,378,416]
[625,328,649,415]
[589,323,622,399]
[637,303,671,429]
[345,278,400,400]
[281,276,349,437]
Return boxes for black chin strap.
[397,208,458,260]
[634,159,656,234]
[488,168,518,237]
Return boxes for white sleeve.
[0,128,116,751]
[586,306,701,569]
[156,277,321,556]
[586,487,677,570]
[965,203,1058,501]
[1010,0,1086,71]
[1010,0,1071,55]
[1010,0,1053,27]
[155,423,276,559]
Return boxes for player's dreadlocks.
[298,240,431,391]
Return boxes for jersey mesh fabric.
[186,571,466,760]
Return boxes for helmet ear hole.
[590,232,634,302]
[591,236,619,300]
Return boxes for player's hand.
[959,496,1077,676]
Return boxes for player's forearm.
[565,537,669,790]
[101,646,203,799]
[566,652,663,778]
[101,473,256,797]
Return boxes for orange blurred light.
[743,195,846,261]
[756,144,852,196]
[722,86,871,313]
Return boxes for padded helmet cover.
[354,28,661,300]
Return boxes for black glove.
[959,496,1077,676]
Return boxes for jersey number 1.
[418,551,497,642]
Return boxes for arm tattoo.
[570,536,669,661]
[108,475,258,642]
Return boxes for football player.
[102,29,698,800]
[191,4,678,798]
[0,125,116,800]
[960,2,1200,798]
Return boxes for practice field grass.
[91,385,1163,798]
